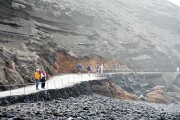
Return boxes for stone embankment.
[0,79,138,106]
[0,81,93,106]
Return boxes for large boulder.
[90,80,139,101]
[146,86,175,103]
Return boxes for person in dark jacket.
[77,63,82,75]
[40,70,47,89]
[87,65,91,76]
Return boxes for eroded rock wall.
[56,50,121,73]
[106,72,180,103]
[1,0,180,89]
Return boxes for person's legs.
[78,70,80,75]
[44,78,46,88]
[40,79,43,88]
[44,79,45,88]
[36,80,39,90]
[78,69,81,75]
[101,68,103,73]
[42,78,45,88]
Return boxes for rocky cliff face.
[0,0,180,89]
[106,72,180,103]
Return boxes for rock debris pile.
[0,95,180,120]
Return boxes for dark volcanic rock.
[146,86,175,103]
[90,80,139,101]
[106,73,180,103]
[0,94,180,120]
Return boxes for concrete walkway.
[0,73,104,98]
[1,71,177,98]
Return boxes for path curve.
[0,73,104,98]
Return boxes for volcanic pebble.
[0,94,180,120]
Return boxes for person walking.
[96,64,100,73]
[34,69,40,90]
[87,65,91,76]
[41,70,47,89]
[100,64,104,74]
[77,63,82,75]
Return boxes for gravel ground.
[0,94,180,120]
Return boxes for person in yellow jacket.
[34,69,40,90]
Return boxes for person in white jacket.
[100,64,103,74]
[40,70,47,89]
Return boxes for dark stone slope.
[0,0,180,89]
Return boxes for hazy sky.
[168,0,180,6]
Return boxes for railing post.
[24,84,25,94]
[73,76,75,84]
[47,79,48,89]
[68,78,69,86]
[54,80,56,89]
[81,74,82,81]
[10,85,11,96]
[61,79,63,87]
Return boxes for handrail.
[0,69,178,87]
[0,70,179,97]
[0,82,45,87]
